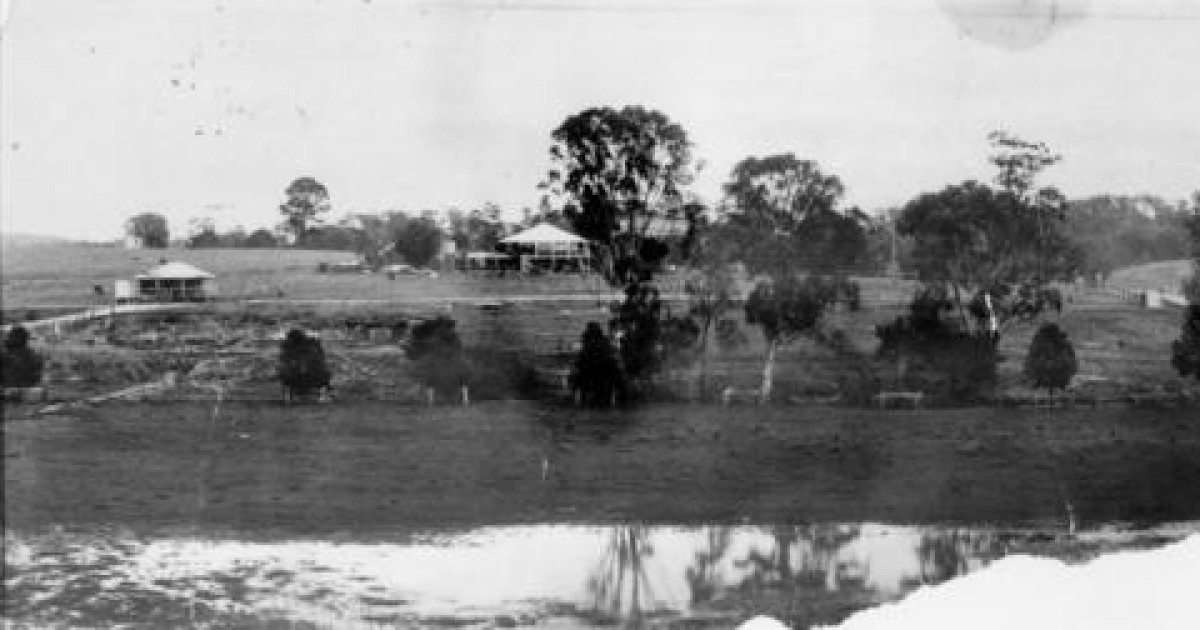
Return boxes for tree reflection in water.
[917,529,1007,585]
[736,524,863,591]
[587,526,665,626]
[685,527,732,605]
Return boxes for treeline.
[1067,194,1197,277]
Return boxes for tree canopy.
[899,134,1080,310]
[391,216,444,267]
[720,153,871,276]
[125,212,170,248]
[280,177,331,244]
[543,105,695,284]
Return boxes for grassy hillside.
[1107,259,1194,294]
[1,244,359,306]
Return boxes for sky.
[1,0,1198,240]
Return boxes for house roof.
[499,223,585,244]
[136,261,215,280]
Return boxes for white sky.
[2,0,1198,240]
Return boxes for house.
[497,223,591,273]
[131,261,218,302]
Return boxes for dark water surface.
[4,522,1196,629]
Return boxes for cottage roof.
[135,261,215,280]
[499,223,585,245]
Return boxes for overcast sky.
[2,0,1198,240]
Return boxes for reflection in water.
[3,523,1194,629]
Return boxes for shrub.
[278,329,331,395]
[1172,305,1200,381]
[875,287,998,403]
[407,316,470,396]
[573,322,625,407]
[1025,323,1078,392]
[1,325,44,387]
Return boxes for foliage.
[447,203,506,252]
[407,316,469,394]
[391,216,445,267]
[573,322,625,407]
[610,282,664,385]
[987,130,1061,200]
[1172,305,1200,382]
[1066,195,1196,279]
[1185,196,1200,302]
[243,229,278,248]
[876,288,999,402]
[279,177,331,244]
[682,219,740,373]
[1024,323,1077,391]
[542,105,695,284]
[0,325,43,387]
[125,212,170,248]
[744,276,837,344]
[899,134,1080,327]
[277,329,331,395]
[721,154,871,276]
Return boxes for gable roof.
[136,261,215,279]
[500,223,585,244]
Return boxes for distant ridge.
[1,232,84,247]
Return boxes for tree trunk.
[759,339,778,404]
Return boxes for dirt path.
[6,402,1200,536]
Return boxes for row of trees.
[552,104,1095,405]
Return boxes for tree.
[988,130,1061,201]
[744,276,838,402]
[542,105,695,285]
[125,212,170,248]
[243,228,278,248]
[392,216,444,267]
[278,329,331,400]
[1173,306,1200,381]
[720,154,862,401]
[1025,323,1077,392]
[279,177,330,244]
[407,316,469,397]
[674,213,739,384]
[900,133,1080,333]
[875,287,999,402]
[1,326,43,388]
[185,217,221,249]
[1184,193,1200,302]
[573,322,625,407]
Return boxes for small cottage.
[132,261,218,302]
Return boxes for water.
[3,522,1196,629]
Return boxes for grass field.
[5,402,1199,533]
[0,243,618,308]
[1107,259,1194,293]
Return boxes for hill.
[1,232,78,248]
[1107,260,1194,294]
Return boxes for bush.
[278,329,331,395]
[573,322,625,407]
[1025,323,1077,392]
[1,325,44,388]
[876,287,998,403]
[1172,305,1200,381]
[407,316,470,396]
